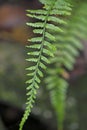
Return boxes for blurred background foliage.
[0,0,87,130]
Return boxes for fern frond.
[45,2,87,130]
[19,0,71,130]
[46,75,68,130]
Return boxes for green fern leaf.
[19,0,72,130]
[45,2,87,130]
[26,22,44,28]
